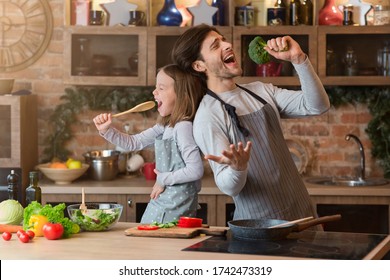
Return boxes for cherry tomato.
[137,225,160,230]
[18,232,30,243]
[16,229,25,238]
[2,232,12,241]
[26,230,35,240]
[43,222,64,240]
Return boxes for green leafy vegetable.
[248,36,270,65]
[150,219,178,228]
[0,199,24,225]
[23,201,76,238]
[248,36,288,65]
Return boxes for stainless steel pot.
[83,150,120,181]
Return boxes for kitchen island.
[1,222,389,260]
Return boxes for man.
[171,24,330,221]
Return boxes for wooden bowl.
[37,163,89,184]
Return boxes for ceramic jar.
[318,0,343,25]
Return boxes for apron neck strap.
[206,88,250,137]
[236,84,268,105]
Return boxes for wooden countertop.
[0,223,293,260]
[1,222,389,260]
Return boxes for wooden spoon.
[112,101,156,118]
[79,187,87,213]
[268,216,314,229]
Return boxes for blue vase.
[212,0,225,26]
[157,0,182,26]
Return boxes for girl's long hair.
[157,64,204,127]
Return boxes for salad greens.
[71,208,120,231]
[23,201,76,238]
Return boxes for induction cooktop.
[183,230,389,260]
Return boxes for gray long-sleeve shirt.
[193,58,330,197]
[101,121,204,188]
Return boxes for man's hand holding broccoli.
[248,36,306,65]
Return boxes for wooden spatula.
[79,187,87,213]
[268,216,314,228]
[112,101,156,118]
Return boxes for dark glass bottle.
[276,0,287,8]
[267,0,287,25]
[289,0,301,25]
[25,171,41,205]
[299,0,313,25]
[7,169,19,200]
[212,0,225,26]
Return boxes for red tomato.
[137,225,160,230]
[16,229,25,238]
[2,232,12,241]
[18,233,30,243]
[43,223,64,240]
[26,230,35,240]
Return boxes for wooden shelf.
[63,3,389,87]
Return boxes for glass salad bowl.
[67,203,123,231]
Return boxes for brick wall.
[0,0,386,179]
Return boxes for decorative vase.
[157,0,182,26]
[318,0,343,25]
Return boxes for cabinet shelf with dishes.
[64,1,389,87]
[317,26,390,86]
[63,26,147,86]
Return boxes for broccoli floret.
[248,36,270,65]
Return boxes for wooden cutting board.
[124,225,227,239]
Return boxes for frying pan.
[228,214,341,241]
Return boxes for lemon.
[68,160,82,169]
[66,158,74,168]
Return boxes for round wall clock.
[0,0,53,72]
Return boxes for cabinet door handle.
[127,198,132,207]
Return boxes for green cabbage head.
[0,199,24,225]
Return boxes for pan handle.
[295,214,342,232]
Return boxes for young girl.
[93,64,205,224]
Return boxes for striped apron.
[207,85,317,221]
[140,136,198,224]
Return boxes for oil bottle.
[25,171,41,205]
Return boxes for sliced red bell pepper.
[137,225,160,230]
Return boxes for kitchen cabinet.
[0,94,38,205]
[317,26,390,86]
[64,1,389,87]
[63,26,147,86]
